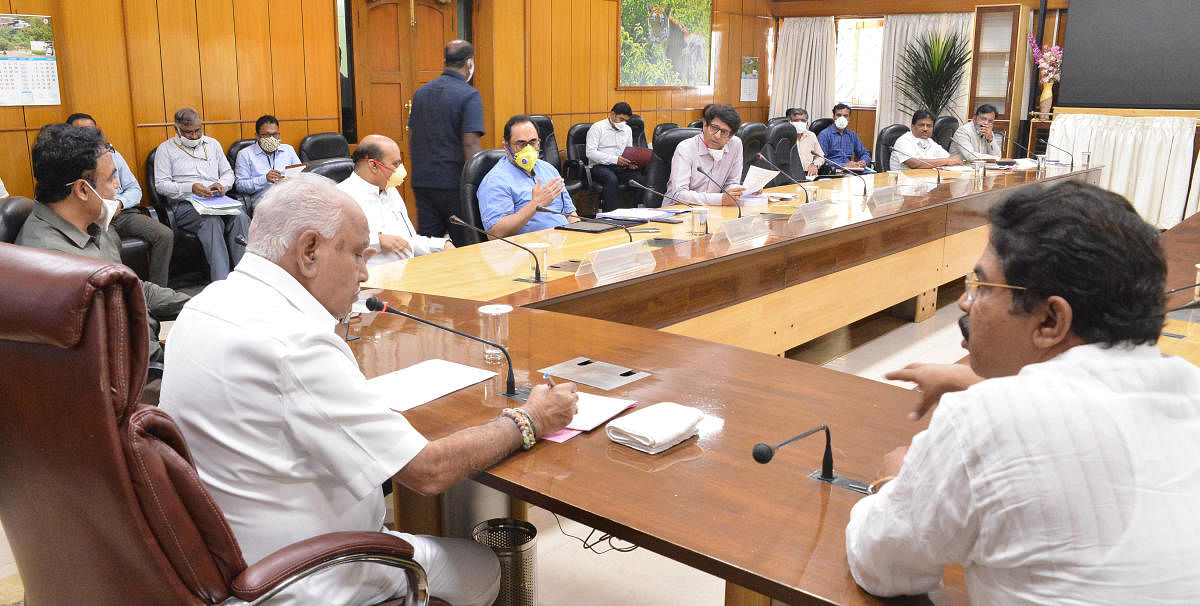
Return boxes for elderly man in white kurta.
[889,109,962,172]
[847,181,1200,603]
[161,173,577,605]
[338,134,452,265]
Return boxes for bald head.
[351,134,402,189]
[445,40,474,68]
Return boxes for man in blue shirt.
[67,112,175,286]
[477,115,579,237]
[817,103,872,171]
[408,40,485,245]
[235,114,302,207]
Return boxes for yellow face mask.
[370,159,407,189]
[510,144,538,175]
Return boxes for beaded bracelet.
[502,408,536,450]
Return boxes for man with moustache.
[845,181,1200,602]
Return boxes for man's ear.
[70,178,91,202]
[294,230,322,279]
[1032,295,1074,349]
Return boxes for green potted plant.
[895,31,971,118]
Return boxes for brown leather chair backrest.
[0,195,35,243]
[0,243,245,605]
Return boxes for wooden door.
[351,0,457,219]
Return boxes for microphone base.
[502,385,532,402]
[513,277,546,284]
[809,470,871,495]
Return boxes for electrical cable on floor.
[552,512,638,554]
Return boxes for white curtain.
[769,17,835,119]
[1048,114,1195,229]
[876,13,973,144]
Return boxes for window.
[835,18,884,107]
[337,0,357,143]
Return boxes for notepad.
[371,359,497,412]
[542,392,637,443]
[285,163,308,177]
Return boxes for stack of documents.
[188,194,243,216]
[543,392,638,443]
[597,208,670,221]
[370,359,497,412]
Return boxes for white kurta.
[889,131,950,171]
[161,253,497,605]
[338,171,447,264]
[846,343,1200,604]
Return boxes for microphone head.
[752,443,775,464]
[627,179,644,188]
[364,297,384,312]
[757,153,766,160]
[234,235,248,247]
[449,215,465,227]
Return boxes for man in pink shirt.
[666,103,745,205]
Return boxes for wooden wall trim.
[135,117,339,128]
[770,0,1061,18]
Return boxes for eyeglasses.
[511,138,541,150]
[964,271,1027,304]
[706,123,732,139]
[177,125,203,137]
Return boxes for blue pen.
[543,373,557,386]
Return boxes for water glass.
[478,304,513,363]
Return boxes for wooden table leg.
[724,582,771,606]
[509,496,529,521]
[390,480,442,535]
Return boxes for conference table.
[351,165,1120,605]
[367,165,1102,355]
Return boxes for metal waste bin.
[472,518,537,606]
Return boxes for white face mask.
[177,133,203,149]
[834,116,849,130]
[84,180,120,232]
[466,59,475,82]
[709,146,725,162]
[792,120,807,134]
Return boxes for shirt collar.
[343,170,387,197]
[441,69,467,82]
[234,253,339,328]
[30,200,96,249]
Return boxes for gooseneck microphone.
[1167,281,1200,295]
[1006,135,1033,159]
[365,297,520,397]
[696,165,743,218]
[752,424,870,494]
[535,206,633,242]
[901,153,947,184]
[627,180,701,207]
[755,153,809,204]
[449,215,542,283]
[1039,138,1075,170]
[812,151,870,196]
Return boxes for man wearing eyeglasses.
[950,104,1003,162]
[477,115,580,237]
[666,103,745,205]
[845,181,1200,603]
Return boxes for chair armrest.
[148,196,178,230]
[231,531,422,603]
[563,159,592,189]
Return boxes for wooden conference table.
[367,166,1102,355]
[351,292,966,606]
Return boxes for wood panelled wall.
[0,0,339,200]
[474,0,775,150]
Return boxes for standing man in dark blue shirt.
[408,40,484,245]
[817,103,872,171]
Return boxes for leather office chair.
[528,114,580,196]
[874,124,910,173]
[764,121,799,186]
[933,116,960,153]
[765,116,790,127]
[687,119,703,128]
[303,157,356,183]
[144,148,210,287]
[0,243,433,606]
[0,195,152,280]
[736,121,767,180]
[628,114,647,148]
[564,122,596,194]
[298,132,351,162]
[457,148,506,246]
[809,118,834,137]
[652,122,678,143]
[225,138,257,211]
[639,127,699,208]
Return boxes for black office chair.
[144,148,210,287]
[225,138,256,209]
[564,122,596,194]
[687,119,703,129]
[302,157,356,183]
[298,132,350,162]
[457,148,506,246]
[528,114,581,196]
[809,118,834,137]
[628,114,647,148]
[874,124,910,173]
[652,122,678,143]
[764,121,799,185]
[765,117,790,128]
[933,116,960,153]
[736,122,767,181]
[639,127,700,208]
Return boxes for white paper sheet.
[566,392,638,431]
[1013,158,1039,170]
[597,208,669,220]
[370,359,497,412]
[284,163,307,177]
[741,165,779,194]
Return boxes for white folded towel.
[605,402,704,455]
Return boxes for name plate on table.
[575,240,656,283]
[710,214,768,246]
[539,357,651,391]
[787,200,845,235]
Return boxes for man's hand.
[266,169,284,184]
[980,123,994,142]
[209,183,227,196]
[847,160,866,169]
[879,446,908,478]
[616,156,633,168]
[943,157,964,166]
[806,164,819,177]
[521,382,579,436]
[724,185,745,203]
[531,177,565,208]
[443,241,455,250]
[378,233,413,257]
[884,362,983,421]
[191,183,212,197]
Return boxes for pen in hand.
[543,373,557,387]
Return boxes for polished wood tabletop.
[1158,211,1200,363]
[351,291,966,605]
